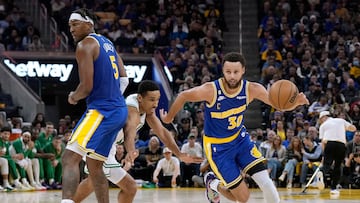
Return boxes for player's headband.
[69,13,94,25]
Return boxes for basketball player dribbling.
[160,52,309,203]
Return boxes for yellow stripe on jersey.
[69,109,103,148]
[203,140,227,184]
[210,104,246,119]
[203,127,242,144]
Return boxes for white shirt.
[319,117,352,144]
[155,156,180,176]
[181,142,203,158]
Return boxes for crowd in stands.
[1,0,360,193]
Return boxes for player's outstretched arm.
[123,106,140,166]
[160,83,213,123]
[147,114,203,164]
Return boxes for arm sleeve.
[120,77,129,94]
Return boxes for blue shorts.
[68,107,127,161]
[203,128,265,188]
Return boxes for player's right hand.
[125,149,139,167]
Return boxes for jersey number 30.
[228,115,243,130]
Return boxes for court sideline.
[0,188,359,203]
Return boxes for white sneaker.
[31,182,46,190]
[330,189,340,195]
[278,173,286,182]
[15,182,31,191]
[316,171,325,190]
[22,181,35,190]
[0,185,3,191]
[3,183,15,191]
[286,182,292,189]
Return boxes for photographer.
[344,131,360,188]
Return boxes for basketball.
[268,80,299,111]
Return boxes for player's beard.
[224,78,241,89]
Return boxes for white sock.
[251,170,280,203]
[61,199,75,203]
[210,178,220,192]
[3,179,9,186]
[49,178,55,185]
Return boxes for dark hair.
[72,8,98,24]
[138,80,160,96]
[0,126,11,132]
[222,52,246,67]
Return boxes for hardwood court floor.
[0,188,359,203]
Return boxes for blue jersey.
[202,78,264,188]
[67,33,128,161]
[204,78,249,138]
[86,33,126,114]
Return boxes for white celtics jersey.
[106,94,146,158]
[126,93,146,131]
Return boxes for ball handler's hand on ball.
[268,80,309,111]
[296,92,309,106]
[178,153,204,164]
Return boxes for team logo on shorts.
[250,146,262,158]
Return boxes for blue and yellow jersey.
[204,78,249,138]
[85,33,126,114]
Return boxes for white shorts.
[83,154,127,184]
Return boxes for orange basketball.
[268,80,299,111]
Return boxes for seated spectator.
[142,136,163,181]
[42,135,64,189]
[0,141,13,191]
[115,143,126,166]
[180,133,202,187]
[340,78,359,103]
[278,136,303,189]
[10,130,45,190]
[153,147,180,188]
[260,130,276,156]
[0,126,31,190]
[300,135,323,187]
[349,103,360,130]
[344,131,360,188]
[307,95,330,123]
[282,128,295,149]
[28,35,45,51]
[274,120,286,141]
[349,56,360,82]
[31,113,46,131]
[265,135,286,185]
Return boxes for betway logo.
[124,65,146,83]
[4,59,73,82]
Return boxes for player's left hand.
[178,153,204,164]
[159,109,173,124]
